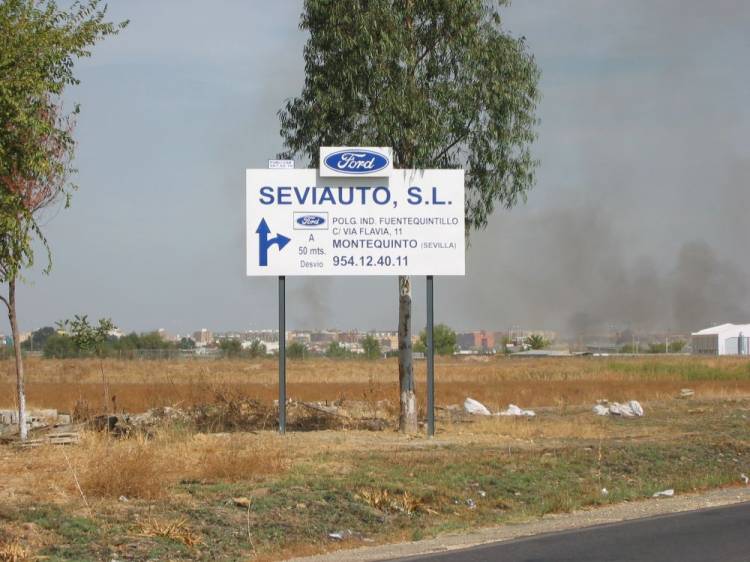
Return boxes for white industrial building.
[691,324,750,355]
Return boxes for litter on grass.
[463,398,492,416]
[593,400,644,417]
[498,404,536,417]
[463,398,536,417]
[652,489,675,498]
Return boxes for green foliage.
[219,338,242,358]
[325,341,350,359]
[360,334,382,360]
[138,331,172,350]
[670,340,686,353]
[20,325,56,350]
[114,331,173,353]
[287,341,307,359]
[648,340,686,354]
[526,334,549,350]
[43,332,76,358]
[42,325,184,358]
[418,324,457,356]
[278,0,540,231]
[178,336,196,350]
[247,339,267,358]
[58,315,115,356]
[0,0,127,284]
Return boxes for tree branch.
[433,110,480,164]
[0,294,9,312]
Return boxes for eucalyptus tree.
[0,0,126,440]
[278,0,540,432]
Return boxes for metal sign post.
[267,160,293,436]
[426,275,435,437]
[278,275,286,434]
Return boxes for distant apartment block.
[457,330,496,351]
[192,329,213,346]
[246,330,278,343]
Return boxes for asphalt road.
[395,502,750,562]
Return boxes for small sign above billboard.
[319,147,393,178]
[268,159,294,169]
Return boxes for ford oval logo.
[323,150,389,174]
[296,214,326,226]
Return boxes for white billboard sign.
[246,167,465,276]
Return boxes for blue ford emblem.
[323,150,389,174]
[296,214,326,226]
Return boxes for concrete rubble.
[0,408,72,431]
[0,408,78,446]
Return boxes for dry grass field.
[1,355,750,561]
[2,355,750,414]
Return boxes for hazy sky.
[7,0,750,336]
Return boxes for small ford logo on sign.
[323,150,389,175]
[296,214,326,227]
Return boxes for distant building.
[192,329,213,346]
[692,324,750,355]
[290,332,311,344]
[246,330,278,343]
[310,331,336,344]
[337,331,361,344]
[457,330,495,352]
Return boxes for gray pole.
[279,275,286,434]
[426,275,435,437]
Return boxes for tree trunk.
[398,275,417,433]
[7,279,28,441]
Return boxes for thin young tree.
[0,0,126,440]
[278,0,540,432]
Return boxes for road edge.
[286,486,750,562]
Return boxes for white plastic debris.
[328,530,352,541]
[741,473,749,485]
[601,488,609,496]
[464,397,492,416]
[628,400,644,417]
[498,404,536,417]
[652,489,674,498]
[593,400,644,417]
